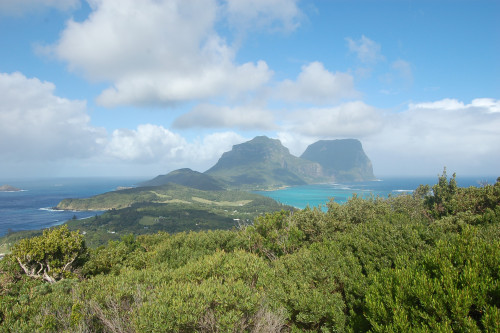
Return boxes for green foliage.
[1,172,499,332]
[244,210,305,260]
[266,241,366,332]
[9,225,87,283]
[82,234,147,276]
[365,227,500,332]
[135,250,275,332]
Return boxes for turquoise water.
[255,176,497,209]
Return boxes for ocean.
[254,176,498,209]
[0,176,496,236]
[0,178,145,236]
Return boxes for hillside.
[1,174,498,332]
[205,136,326,188]
[300,139,375,181]
[56,183,276,212]
[138,168,226,190]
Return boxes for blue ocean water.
[0,178,145,236]
[255,176,498,210]
[0,176,496,237]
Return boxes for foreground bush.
[0,173,498,332]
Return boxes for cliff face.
[205,136,325,187]
[300,139,375,182]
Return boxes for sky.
[0,0,499,179]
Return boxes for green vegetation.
[139,168,226,190]
[10,226,86,284]
[56,183,279,211]
[1,171,499,332]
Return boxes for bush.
[10,225,87,283]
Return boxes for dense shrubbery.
[0,172,499,332]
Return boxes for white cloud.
[223,0,302,32]
[105,124,245,171]
[276,131,316,157]
[173,103,275,130]
[106,124,187,162]
[48,0,278,107]
[182,132,247,169]
[277,97,499,176]
[276,62,359,104]
[285,101,383,138]
[0,0,79,15]
[346,35,384,64]
[0,72,105,161]
[365,98,500,176]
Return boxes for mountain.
[139,168,225,191]
[205,136,325,188]
[300,139,375,181]
[139,137,375,191]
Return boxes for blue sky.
[0,0,499,178]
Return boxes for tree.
[11,225,87,283]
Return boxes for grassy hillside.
[1,184,291,248]
[1,173,498,332]
[56,183,267,211]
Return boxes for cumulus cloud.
[106,124,245,171]
[365,98,500,176]
[106,124,187,162]
[0,0,79,15]
[47,0,301,107]
[276,62,359,104]
[0,72,250,175]
[173,103,275,130]
[276,97,500,176]
[285,101,383,138]
[346,35,384,64]
[0,72,105,161]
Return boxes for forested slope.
[1,172,499,332]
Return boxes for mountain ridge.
[205,136,327,188]
[203,136,374,188]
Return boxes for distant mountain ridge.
[202,136,374,188]
[205,136,326,188]
[300,139,375,182]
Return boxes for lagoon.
[255,176,496,209]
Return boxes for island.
[0,184,22,192]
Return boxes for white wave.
[392,189,414,193]
[39,207,64,212]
